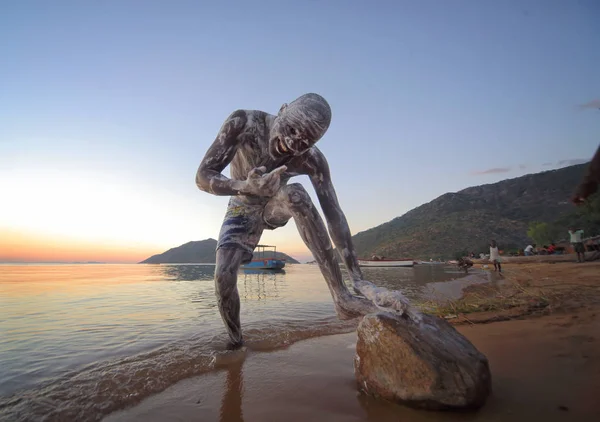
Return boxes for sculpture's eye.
[289,126,297,135]
[295,139,311,154]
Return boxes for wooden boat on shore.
[242,245,286,270]
[358,259,415,268]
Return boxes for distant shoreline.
[0,262,303,266]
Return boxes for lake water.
[0,263,469,421]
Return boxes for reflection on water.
[219,356,246,422]
[157,263,216,281]
[242,268,285,275]
[0,264,328,398]
[0,262,471,421]
[241,270,283,302]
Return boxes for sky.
[1,0,599,263]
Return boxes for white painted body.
[358,259,415,268]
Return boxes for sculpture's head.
[270,93,332,158]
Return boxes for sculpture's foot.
[354,281,423,324]
[226,339,244,351]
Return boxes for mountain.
[350,163,591,260]
[139,239,300,264]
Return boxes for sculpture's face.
[268,94,331,159]
[269,110,317,159]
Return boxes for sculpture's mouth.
[275,137,290,155]
[272,136,311,157]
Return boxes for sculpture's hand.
[243,165,287,197]
[354,279,423,323]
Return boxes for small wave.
[0,317,357,422]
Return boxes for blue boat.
[242,244,286,270]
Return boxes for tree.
[527,222,559,246]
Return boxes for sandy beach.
[105,260,600,422]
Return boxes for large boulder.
[354,312,491,410]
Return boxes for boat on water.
[242,244,286,270]
[358,258,415,267]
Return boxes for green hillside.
[351,163,593,260]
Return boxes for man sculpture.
[196,93,421,347]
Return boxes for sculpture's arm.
[306,149,363,282]
[305,149,422,323]
[195,110,248,196]
[573,144,600,204]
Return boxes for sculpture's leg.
[215,247,246,347]
[265,183,422,323]
[264,184,378,319]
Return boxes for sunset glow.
[0,228,160,263]
[0,163,314,262]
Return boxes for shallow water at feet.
[0,263,468,421]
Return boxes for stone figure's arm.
[196,110,286,198]
[196,110,248,195]
[306,150,363,282]
[305,149,422,323]
[573,144,600,204]
[195,110,248,196]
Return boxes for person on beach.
[568,227,585,263]
[457,257,473,273]
[489,240,501,272]
[524,244,535,256]
[196,93,421,347]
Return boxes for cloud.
[471,167,511,175]
[557,158,588,166]
[578,99,600,110]
[470,159,588,176]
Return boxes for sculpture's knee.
[284,183,312,209]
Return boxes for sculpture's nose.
[293,139,311,154]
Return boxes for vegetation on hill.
[139,239,300,264]
[350,163,594,260]
[527,193,600,246]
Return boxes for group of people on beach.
[523,227,586,262]
[457,239,502,274]
[524,243,559,256]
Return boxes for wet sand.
[105,308,600,422]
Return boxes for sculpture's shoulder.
[234,109,272,130]
[290,146,330,178]
[215,109,248,142]
[313,146,329,161]
[230,110,272,147]
[306,146,329,168]
[217,109,272,147]
[224,109,249,125]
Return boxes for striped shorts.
[216,196,288,264]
